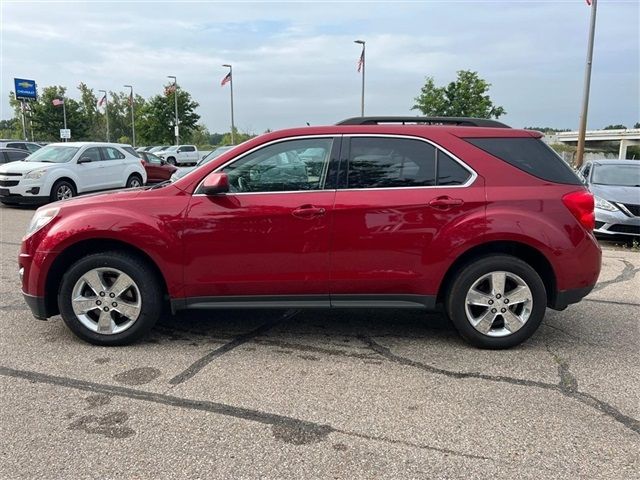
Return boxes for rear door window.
[466,137,581,185]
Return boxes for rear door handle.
[292,204,326,219]
[428,196,464,209]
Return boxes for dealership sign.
[14,78,37,101]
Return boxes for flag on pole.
[97,94,107,108]
[585,0,592,5]
[164,84,177,96]
[221,72,232,86]
[357,50,364,72]
[52,98,64,106]
[128,92,133,106]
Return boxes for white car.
[0,142,146,205]
[156,145,199,166]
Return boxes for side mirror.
[176,148,183,153]
[202,172,229,195]
[77,157,92,164]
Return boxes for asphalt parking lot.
[0,203,638,479]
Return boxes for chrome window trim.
[194,134,338,196]
[193,133,478,196]
[341,134,477,190]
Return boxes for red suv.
[19,117,601,348]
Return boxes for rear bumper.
[549,285,595,311]
[23,292,49,320]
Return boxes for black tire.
[126,174,143,188]
[58,251,163,346]
[166,157,176,166]
[50,179,76,202]
[445,255,547,349]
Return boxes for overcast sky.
[1,1,638,134]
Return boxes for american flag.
[585,0,592,5]
[97,94,107,107]
[164,84,177,96]
[357,50,364,73]
[52,98,64,106]
[221,72,232,86]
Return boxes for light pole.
[124,85,136,147]
[167,75,179,145]
[576,0,598,168]
[222,64,235,145]
[98,89,109,142]
[355,40,365,117]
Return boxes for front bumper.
[23,292,49,320]
[0,181,48,204]
[594,208,640,237]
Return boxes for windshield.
[198,146,233,166]
[24,145,79,163]
[592,164,640,187]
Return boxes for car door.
[143,152,166,182]
[76,146,105,192]
[100,146,128,188]
[330,135,486,305]
[181,136,339,301]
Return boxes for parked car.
[0,140,42,153]
[579,159,640,237]
[170,145,235,181]
[0,147,30,163]
[0,142,146,205]
[139,151,177,183]
[156,145,199,166]
[19,116,600,348]
[148,145,170,153]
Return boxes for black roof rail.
[336,116,510,128]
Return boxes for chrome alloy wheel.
[129,177,141,188]
[56,184,73,200]
[464,271,533,337]
[71,267,142,335]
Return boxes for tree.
[137,84,200,144]
[634,122,640,129]
[603,124,627,130]
[412,70,506,119]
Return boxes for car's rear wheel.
[446,255,547,349]
[126,174,143,188]
[50,180,76,202]
[166,157,176,166]
[58,251,163,346]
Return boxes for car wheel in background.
[445,255,547,349]
[126,174,143,188]
[50,180,76,202]
[166,157,176,166]
[58,251,163,346]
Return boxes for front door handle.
[428,196,464,209]
[292,204,326,219]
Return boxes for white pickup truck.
[156,145,199,166]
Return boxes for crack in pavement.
[592,260,640,293]
[360,336,640,435]
[0,365,495,461]
[584,298,640,308]
[168,310,299,385]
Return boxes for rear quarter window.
[466,137,581,185]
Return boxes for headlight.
[24,207,59,239]
[24,168,48,180]
[594,196,618,212]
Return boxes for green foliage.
[634,122,640,129]
[412,70,506,119]
[524,127,571,133]
[219,127,255,146]
[137,84,200,145]
[603,124,627,130]
[0,118,19,138]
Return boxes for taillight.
[562,190,595,231]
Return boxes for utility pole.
[98,90,109,142]
[355,40,365,117]
[168,76,179,145]
[576,0,598,168]
[124,85,136,147]
[222,64,235,144]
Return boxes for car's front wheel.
[446,255,547,349]
[50,180,76,202]
[166,157,176,166]
[58,251,163,346]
